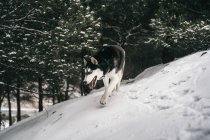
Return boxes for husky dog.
[83,45,125,105]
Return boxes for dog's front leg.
[100,76,118,105]
[100,77,109,105]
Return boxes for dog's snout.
[83,81,87,85]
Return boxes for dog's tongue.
[88,76,96,89]
[89,80,94,89]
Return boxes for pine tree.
[0,0,101,123]
[49,0,101,97]
[147,0,210,58]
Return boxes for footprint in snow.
[186,127,203,133]
[202,106,210,117]
[161,70,169,74]
[203,106,210,109]
[203,112,210,117]
[193,96,201,102]
[51,111,56,115]
[170,77,191,88]
[143,101,151,104]
[157,105,171,110]
[202,67,206,71]
[185,127,210,140]
[128,95,139,100]
[129,89,138,93]
[52,113,63,124]
[159,95,169,100]
[175,89,191,96]
[182,109,195,117]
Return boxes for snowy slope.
[1,51,210,140]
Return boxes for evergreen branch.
[0,62,38,73]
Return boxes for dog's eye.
[87,70,93,74]
[85,68,92,74]
[87,71,92,74]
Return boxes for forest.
[0,0,210,128]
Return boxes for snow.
[80,31,85,34]
[201,25,210,30]
[1,51,210,140]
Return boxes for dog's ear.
[83,59,87,66]
[83,55,91,66]
[83,55,98,65]
[84,55,91,61]
[90,57,98,65]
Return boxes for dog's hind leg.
[116,81,120,92]
[100,77,118,105]
[110,79,120,97]
[115,71,123,93]
[103,77,109,95]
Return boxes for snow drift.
[1,51,210,140]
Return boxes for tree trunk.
[0,91,3,129]
[0,97,3,129]
[80,49,85,96]
[0,105,2,129]
[65,79,69,100]
[56,87,62,103]
[38,76,43,112]
[56,88,61,103]
[6,81,12,126]
[52,87,55,105]
[59,91,62,102]
[16,76,21,122]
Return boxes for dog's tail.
[119,47,125,73]
[114,45,125,73]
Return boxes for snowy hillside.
[1,51,210,140]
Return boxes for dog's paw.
[100,95,108,105]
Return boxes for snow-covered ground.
[1,51,210,140]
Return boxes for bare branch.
[0,62,38,73]
[104,25,122,43]
[0,24,49,35]
[24,20,48,25]
[104,25,121,30]
[124,42,140,47]
[125,24,142,40]
[180,3,206,15]
[1,3,24,19]
[103,37,121,46]
[4,9,35,22]
[104,25,121,35]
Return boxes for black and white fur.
[83,45,125,105]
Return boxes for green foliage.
[0,0,101,102]
[147,0,210,56]
[86,0,154,46]
[49,0,101,87]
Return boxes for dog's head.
[83,55,103,89]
